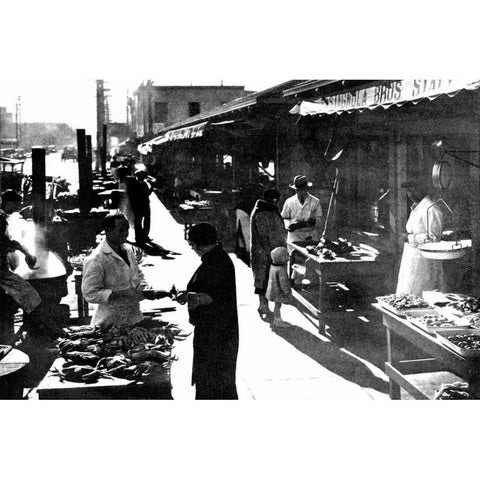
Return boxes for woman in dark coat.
[250,188,287,320]
[178,223,239,400]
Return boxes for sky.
[2,0,479,138]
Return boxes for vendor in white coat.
[82,213,166,327]
[281,175,323,252]
[396,178,444,297]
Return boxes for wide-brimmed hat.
[289,175,312,189]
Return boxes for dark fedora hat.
[400,177,429,189]
[289,175,312,189]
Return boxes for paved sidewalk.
[131,195,391,400]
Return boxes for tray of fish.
[436,329,480,358]
[376,293,430,317]
[406,310,470,334]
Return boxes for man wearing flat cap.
[281,175,323,250]
[396,176,444,296]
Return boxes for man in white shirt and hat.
[281,175,323,251]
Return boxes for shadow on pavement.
[273,325,389,394]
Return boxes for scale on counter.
[418,198,471,260]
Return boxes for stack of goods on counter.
[68,249,93,270]
[444,296,480,316]
[55,323,189,384]
[306,237,355,260]
[377,293,429,315]
[434,382,469,400]
[408,313,458,331]
[465,313,480,329]
[184,199,211,208]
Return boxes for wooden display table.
[0,348,29,399]
[178,203,213,238]
[373,303,480,400]
[37,357,172,400]
[288,241,378,334]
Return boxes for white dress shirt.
[281,193,323,246]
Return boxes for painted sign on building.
[290,80,480,116]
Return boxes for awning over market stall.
[138,122,208,155]
[289,79,480,117]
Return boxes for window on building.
[188,102,201,117]
[154,102,168,123]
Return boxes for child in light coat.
[266,246,293,328]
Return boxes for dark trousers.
[133,204,151,244]
[0,288,19,345]
[195,379,238,400]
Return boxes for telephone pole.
[15,96,21,147]
[96,80,109,175]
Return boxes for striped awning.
[289,80,480,117]
[138,122,208,155]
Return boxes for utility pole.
[16,96,21,147]
[96,80,105,172]
[126,89,129,128]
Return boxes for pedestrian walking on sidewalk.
[250,188,287,321]
[176,222,239,400]
[117,166,136,230]
[130,170,153,245]
[266,246,293,328]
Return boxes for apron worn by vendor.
[396,196,444,297]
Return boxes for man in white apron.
[281,175,323,252]
[396,178,444,297]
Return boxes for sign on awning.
[289,80,480,117]
[137,122,208,155]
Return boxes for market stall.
[283,80,480,295]
[178,200,213,239]
[374,293,480,400]
[288,238,379,334]
[36,320,189,400]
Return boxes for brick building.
[133,81,249,137]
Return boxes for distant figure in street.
[234,182,264,264]
[266,246,293,329]
[176,223,239,399]
[130,170,153,245]
[110,159,120,181]
[117,166,135,230]
[250,188,287,320]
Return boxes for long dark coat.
[187,244,239,399]
[250,200,287,293]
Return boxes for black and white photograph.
[2,1,480,478]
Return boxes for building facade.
[133,81,249,137]
[0,106,15,144]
